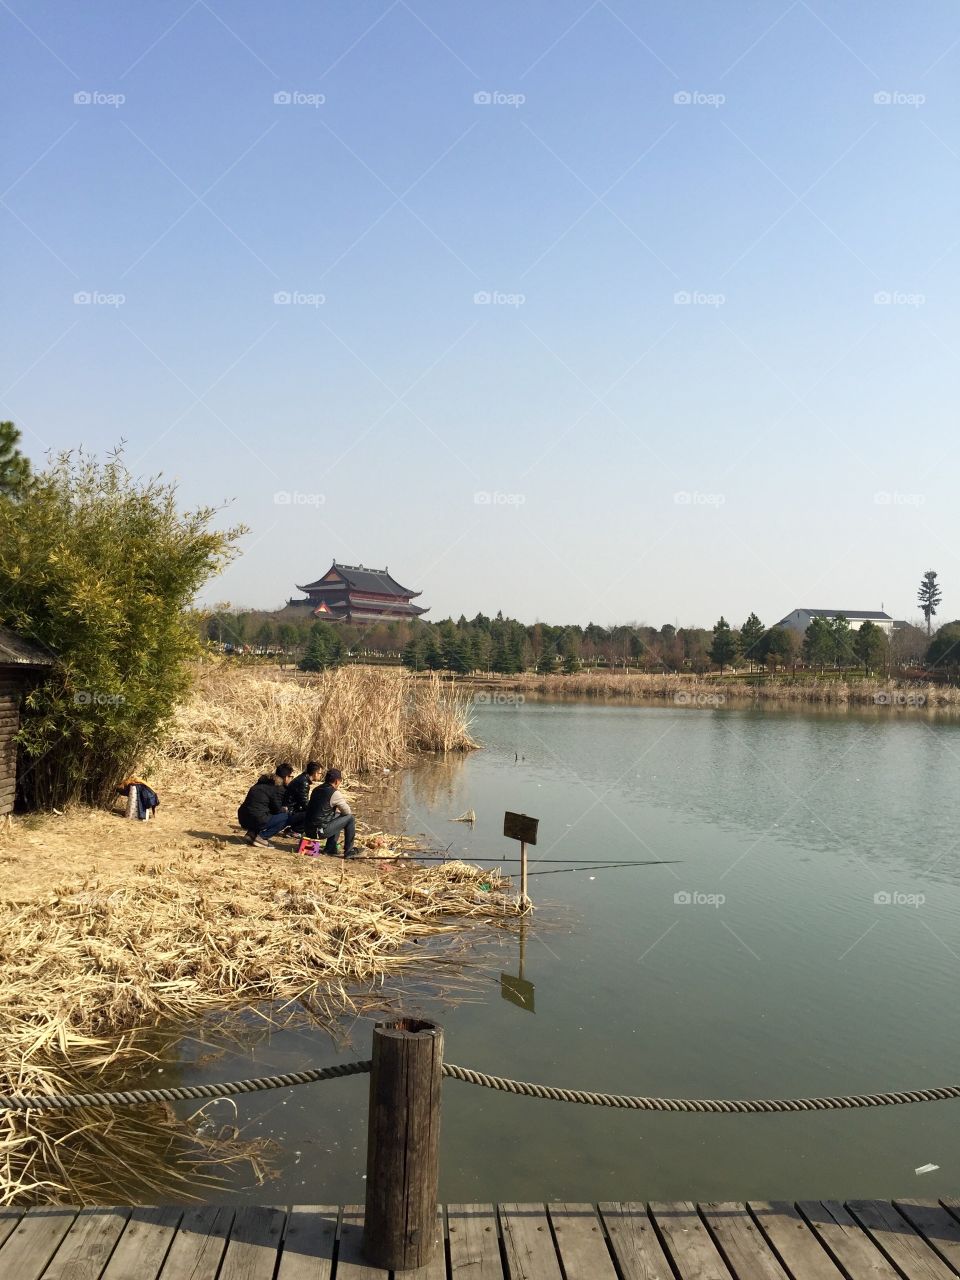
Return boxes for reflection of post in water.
[500,915,535,1013]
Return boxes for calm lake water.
[156,701,960,1203]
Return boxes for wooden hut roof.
[0,626,55,668]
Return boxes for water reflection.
[500,916,535,1013]
[362,752,471,850]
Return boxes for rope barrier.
[4,1058,960,1116]
[440,1063,960,1113]
[0,1060,371,1113]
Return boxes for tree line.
[205,572,954,676]
[206,606,940,675]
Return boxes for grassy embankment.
[0,665,505,1205]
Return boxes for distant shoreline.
[444,670,960,712]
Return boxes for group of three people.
[238,761,356,856]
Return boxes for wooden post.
[504,811,538,913]
[363,1017,443,1272]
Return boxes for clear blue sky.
[3,1,959,628]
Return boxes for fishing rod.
[407,854,679,866]
[526,860,680,877]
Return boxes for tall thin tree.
[917,569,942,637]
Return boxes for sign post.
[503,810,539,913]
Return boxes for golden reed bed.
[163,663,478,772]
[0,664,495,1205]
[468,669,960,708]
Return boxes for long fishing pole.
[526,860,680,876]
[408,855,680,864]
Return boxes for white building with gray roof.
[776,608,895,635]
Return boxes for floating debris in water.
[451,809,476,824]
[916,1162,939,1175]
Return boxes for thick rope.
[4,1058,960,1115]
[0,1060,371,1113]
[440,1063,960,1113]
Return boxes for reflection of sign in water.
[500,972,535,1012]
[500,918,535,1012]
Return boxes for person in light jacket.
[304,767,357,856]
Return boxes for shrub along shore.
[0,664,504,1205]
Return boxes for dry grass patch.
[162,664,477,773]
[0,842,514,1204]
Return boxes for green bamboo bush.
[0,447,244,808]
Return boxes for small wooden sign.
[503,811,539,845]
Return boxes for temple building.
[289,562,429,623]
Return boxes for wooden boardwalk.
[4,1200,960,1278]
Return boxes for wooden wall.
[0,672,24,816]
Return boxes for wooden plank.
[797,1201,901,1280]
[547,1203,617,1280]
[499,1203,563,1280]
[648,1202,732,1280]
[747,1202,845,1279]
[394,1208,447,1280]
[447,1204,504,1278]
[217,1206,286,1280]
[0,1208,75,1280]
[846,1200,955,1280]
[700,1203,790,1280]
[275,1206,337,1280]
[0,1206,23,1250]
[894,1201,960,1275]
[157,1205,234,1280]
[598,1202,674,1280]
[36,1207,130,1280]
[336,1207,391,1280]
[100,1206,182,1278]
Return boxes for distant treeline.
[201,607,948,674]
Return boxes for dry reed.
[468,669,960,708]
[0,845,514,1205]
[0,664,487,1203]
[162,664,478,773]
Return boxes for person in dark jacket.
[303,767,356,856]
[284,760,323,833]
[238,773,289,847]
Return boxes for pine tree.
[830,615,855,668]
[299,621,339,671]
[708,616,738,673]
[441,630,471,673]
[854,620,888,674]
[918,570,942,637]
[0,421,30,500]
[402,636,427,671]
[740,612,765,670]
[803,617,834,673]
[761,626,794,673]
